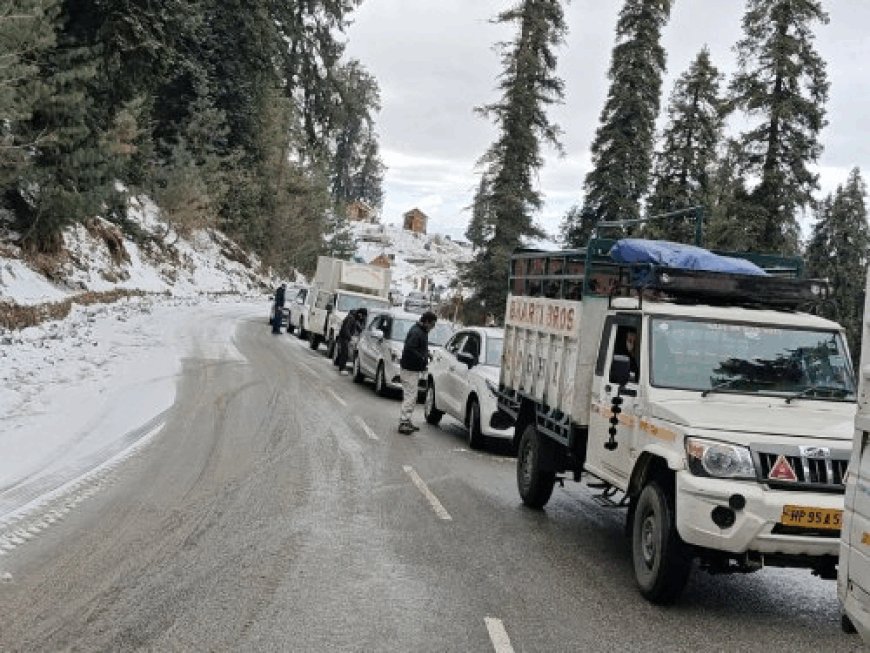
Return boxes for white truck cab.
[498,239,856,603]
[839,268,870,641]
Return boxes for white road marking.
[326,387,347,407]
[402,466,452,521]
[484,618,516,653]
[356,417,380,441]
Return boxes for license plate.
[780,505,843,530]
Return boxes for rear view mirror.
[610,355,632,386]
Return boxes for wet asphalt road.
[0,315,864,651]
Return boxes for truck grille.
[754,449,848,491]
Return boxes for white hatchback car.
[351,311,454,396]
[423,327,511,449]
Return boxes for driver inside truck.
[614,326,640,382]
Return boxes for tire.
[516,423,555,509]
[375,363,389,397]
[309,333,321,350]
[631,481,692,604]
[352,355,365,383]
[842,613,858,635]
[424,381,443,425]
[467,398,484,450]
[326,334,336,359]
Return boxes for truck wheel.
[352,355,365,384]
[309,333,321,350]
[517,423,555,509]
[375,363,388,397]
[631,481,692,604]
[467,398,484,450]
[842,613,858,635]
[424,382,443,425]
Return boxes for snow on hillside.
[351,222,473,295]
[0,195,268,309]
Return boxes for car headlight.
[685,437,756,480]
[485,379,499,396]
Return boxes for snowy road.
[0,311,863,651]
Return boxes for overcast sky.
[345,0,870,242]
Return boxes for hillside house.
[347,200,377,223]
[369,253,393,268]
[403,208,428,234]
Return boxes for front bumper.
[676,471,843,558]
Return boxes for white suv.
[351,311,454,396]
[423,327,510,449]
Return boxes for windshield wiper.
[785,384,852,404]
[701,378,742,398]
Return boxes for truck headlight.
[685,437,756,480]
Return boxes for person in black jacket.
[398,311,437,434]
[335,308,367,373]
[272,283,287,334]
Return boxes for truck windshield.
[649,318,856,401]
[336,294,390,313]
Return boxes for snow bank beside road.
[0,296,263,523]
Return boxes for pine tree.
[563,0,672,245]
[0,0,59,183]
[805,168,869,361]
[559,204,596,247]
[351,127,385,210]
[645,47,726,243]
[730,0,830,254]
[466,174,493,249]
[705,139,762,251]
[10,0,119,251]
[464,0,566,317]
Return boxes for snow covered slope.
[351,222,473,295]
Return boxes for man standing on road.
[272,283,287,334]
[335,308,367,374]
[398,311,437,434]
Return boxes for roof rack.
[508,238,830,311]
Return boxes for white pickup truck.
[497,239,856,603]
[304,256,392,353]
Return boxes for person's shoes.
[398,421,414,435]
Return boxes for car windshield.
[388,319,452,346]
[336,294,390,313]
[649,318,856,401]
[484,338,503,366]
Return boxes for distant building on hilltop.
[346,200,377,224]
[403,208,428,234]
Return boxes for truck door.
[586,314,643,490]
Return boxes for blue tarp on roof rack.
[610,239,768,276]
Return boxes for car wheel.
[352,355,365,383]
[467,398,484,450]
[631,481,692,604]
[424,381,443,425]
[517,423,555,509]
[375,363,388,397]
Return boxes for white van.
[838,268,870,640]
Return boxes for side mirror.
[457,351,477,368]
[372,329,384,340]
[609,354,632,386]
